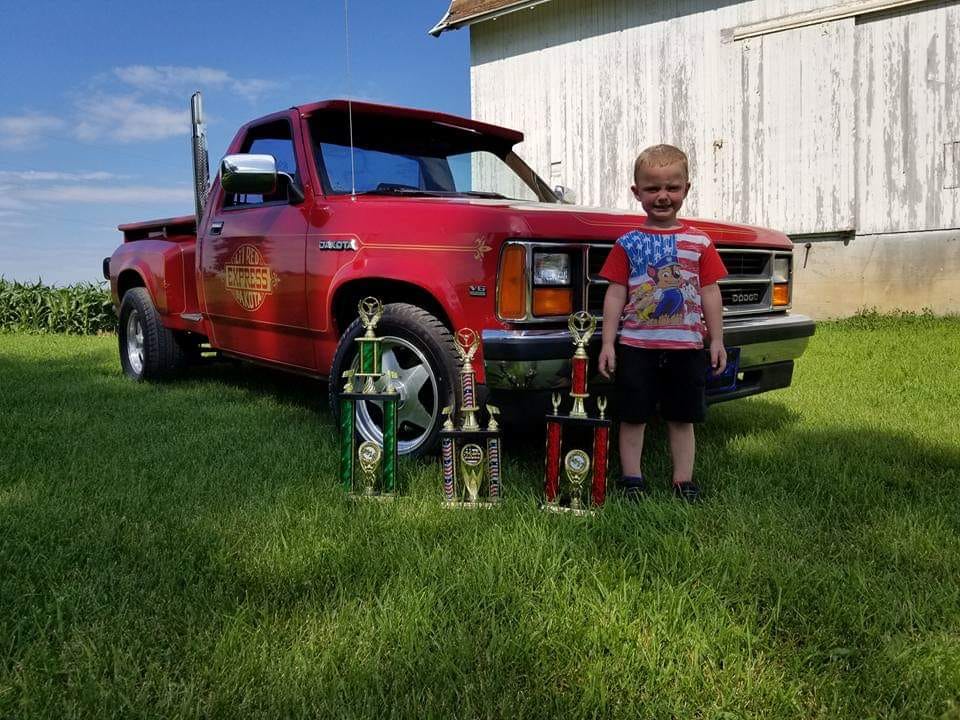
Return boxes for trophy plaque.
[338,297,400,499]
[440,327,503,508]
[543,311,611,515]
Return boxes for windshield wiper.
[356,187,435,197]
[459,190,507,199]
[356,188,509,200]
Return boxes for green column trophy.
[439,327,503,508]
[338,297,400,499]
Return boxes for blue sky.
[0,0,469,285]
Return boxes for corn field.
[0,279,116,334]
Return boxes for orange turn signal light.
[498,245,527,319]
[533,288,573,317]
[772,283,790,306]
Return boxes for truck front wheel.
[329,303,458,457]
[118,287,186,381]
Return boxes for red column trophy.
[440,328,503,508]
[543,311,610,515]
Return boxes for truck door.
[199,118,314,369]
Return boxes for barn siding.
[468,0,960,316]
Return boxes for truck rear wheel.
[118,287,186,381]
[329,303,457,457]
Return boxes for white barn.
[432,0,960,318]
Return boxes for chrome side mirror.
[554,185,577,205]
[220,154,277,195]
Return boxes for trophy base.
[541,502,595,517]
[349,492,396,502]
[442,499,497,510]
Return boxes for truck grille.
[723,252,768,275]
[584,245,783,317]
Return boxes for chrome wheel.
[125,310,145,376]
[353,335,439,455]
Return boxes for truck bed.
[117,215,197,243]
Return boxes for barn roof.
[430,0,553,36]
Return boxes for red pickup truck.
[105,98,814,456]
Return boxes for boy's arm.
[598,282,627,378]
[701,282,727,375]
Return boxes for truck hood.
[360,195,794,250]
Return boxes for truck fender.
[327,264,465,332]
[110,240,188,316]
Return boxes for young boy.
[597,145,727,502]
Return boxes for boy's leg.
[619,421,646,477]
[665,421,695,485]
[615,346,657,495]
[659,350,706,500]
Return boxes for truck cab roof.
[261,99,525,147]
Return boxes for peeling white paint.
[470,0,959,236]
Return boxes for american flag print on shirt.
[598,225,727,350]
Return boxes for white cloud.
[114,64,231,91]
[0,114,66,150]
[232,78,278,102]
[113,64,279,101]
[74,95,188,143]
[20,184,193,204]
[0,170,124,182]
[0,190,30,211]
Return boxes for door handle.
[210,221,224,236]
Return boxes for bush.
[0,278,116,334]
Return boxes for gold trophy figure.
[357,297,384,394]
[459,444,485,504]
[341,369,356,393]
[358,297,383,336]
[486,405,500,431]
[551,393,562,415]
[357,441,383,496]
[597,397,608,421]
[564,449,591,512]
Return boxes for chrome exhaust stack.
[190,91,209,225]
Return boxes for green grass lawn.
[1,315,959,719]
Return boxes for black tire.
[117,287,187,381]
[329,303,458,457]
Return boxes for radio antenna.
[343,0,356,197]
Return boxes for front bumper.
[482,313,815,402]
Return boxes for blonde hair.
[634,144,689,183]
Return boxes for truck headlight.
[772,256,790,283]
[531,252,573,316]
[533,253,571,286]
[772,256,791,306]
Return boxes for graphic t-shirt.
[598,225,727,349]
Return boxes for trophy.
[338,297,400,499]
[564,450,591,511]
[439,327,503,508]
[543,311,611,515]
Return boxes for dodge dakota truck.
[105,96,815,456]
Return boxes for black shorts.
[615,346,708,424]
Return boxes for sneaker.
[618,475,649,502]
[672,481,702,503]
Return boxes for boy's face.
[631,162,690,228]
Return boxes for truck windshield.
[309,112,558,203]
